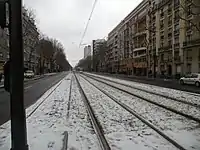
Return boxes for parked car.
[179,73,200,87]
[24,70,34,78]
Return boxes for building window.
[161,54,164,61]
[168,33,172,39]
[187,63,191,73]
[174,0,180,7]
[160,8,164,18]
[168,16,172,26]
[160,40,164,47]
[160,20,164,29]
[175,36,179,44]
[168,3,172,15]
[186,34,192,41]
[168,39,172,46]
[199,49,200,61]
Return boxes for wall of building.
[105,0,200,77]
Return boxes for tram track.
[74,73,111,150]
[83,73,200,108]
[78,74,188,150]
[82,73,200,123]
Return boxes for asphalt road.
[0,72,68,125]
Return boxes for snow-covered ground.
[81,74,200,150]
[85,74,200,120]
[85,72,200,106]
[77,74,178,150]
[1,72,199,150]
[0,73,99,150]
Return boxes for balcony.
[158,45,172,52]
[160,13,164,19]
[133,47,146,52]
[174,0,180,9]
[174,43,180,48]
[186,56,192,61]
[133,53,146,58]
[133,30,146,38]
[174,56,181,62]
[174,29,179,35]
[160,24,164,30]
[183,38,200,48]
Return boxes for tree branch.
[178,14,200,32]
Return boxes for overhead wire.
[79,0,98,47]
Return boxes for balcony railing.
[183,38,200,47]
[133,47,146,52]
[174,43,180,48]
[186,57,192,61]
[174,2,180,9]
[133,53,146,58]
[174,29,179,35]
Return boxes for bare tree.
[179,0,200,32]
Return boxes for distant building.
[84,45,91,59]
[92,39,106,56]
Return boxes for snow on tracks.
[82,73,200,150]
[77,74,178,150]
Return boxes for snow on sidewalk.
[0,74,71,150]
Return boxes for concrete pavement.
[0,72,68,125]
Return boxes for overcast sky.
[24,0,143,67]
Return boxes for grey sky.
[24,0,143,67]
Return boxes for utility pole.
[9,0,28,150]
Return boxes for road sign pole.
[9,0,28,150]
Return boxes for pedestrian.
[4,60,10,92]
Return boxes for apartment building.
[84,45,91,59]
[107,0,149,75]
[106,0,200,76]
[22,8,40,72]
[0,8,39,74]
[149,0,200,77]
[92,39,106,71]
[92,39,106,56]
[106,23,123,73]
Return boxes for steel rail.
[81,75,187,150]
[74,73,111,150]
[82,74,200,123]
[83,73,200,108]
